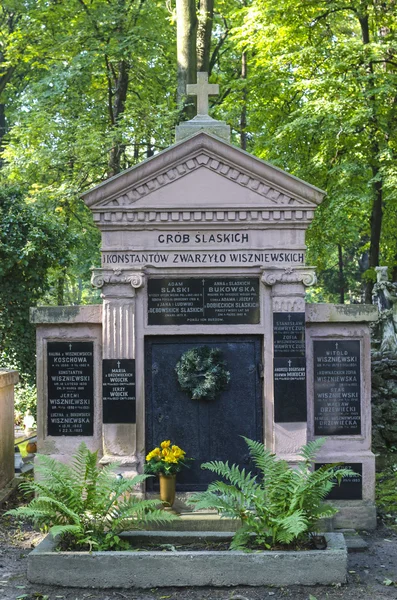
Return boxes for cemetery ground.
[0,488,397,600]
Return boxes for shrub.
[14,382,37,426]
[7,443,177,550]
[189,437,353,550]
[376,462,397,532]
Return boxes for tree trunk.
[0,103,6,169]
[366,171,383,302]
[359,12,383,304]
[197,0,214,73]
[240,50,248,150]
[338,244,345,304]
[176,0,197,119]
[108,59,129,177]
[57,270,66,306]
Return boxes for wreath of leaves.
[175,346,230,401]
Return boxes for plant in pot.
[145,440,190,510]
[189,437,354,550]
[7,443,177,551]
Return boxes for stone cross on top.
[187,72,219,116]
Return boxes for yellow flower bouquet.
[144,440,189,476]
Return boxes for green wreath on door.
[175,346,230,401]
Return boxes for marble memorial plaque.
[148,277,260,325]
[315,463,362,500]
[314,340,361,436]
[273,313,305,357]
[102,359,136,423]
[47,341,94,436]
[274,357,307,422]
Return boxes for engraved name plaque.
[314,340,361,436]
[315,463,362,500]
[47,341,94,436]
[148,278,260,325]
[274,312,307,422]
[102,359,136,424]
[273,313,305,358]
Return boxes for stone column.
[92,268,145,478]
[0,370,19,488]
[261,266,316,462]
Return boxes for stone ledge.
[0,370,19,388]
[0,477,20,507]
[306,303,378,323]
[28,532,347,588]
[30,305,102,324]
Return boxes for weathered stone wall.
[371,354,397,453]
[0,370,19,488]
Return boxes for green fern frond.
[277,510,308,544]
[299,438,326,464]
[49,524,81,538]
[229,524,252,550]
[201,460,258,493]
[7,443,181,550]
[192,437,345,550]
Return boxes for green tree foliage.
[0,185,70,381]
[189,437,354,549]
[0,0,177,382]
[7,443,177,550]
[222,0,397,300]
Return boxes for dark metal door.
[145,335,263,491]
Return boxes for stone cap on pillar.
[262,266,317,287]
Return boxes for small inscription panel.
[274,357,307,422]
[102,359,136,424]
[148,278,260,325]
[273,313,305,357]
[314,340,361,436]
[47,341,94,436]
[315,463,362,500]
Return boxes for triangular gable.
[82,133,325,231]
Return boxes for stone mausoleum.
[31,74,377,528]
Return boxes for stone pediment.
[82,132,325,228]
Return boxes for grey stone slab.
[340,531,369,553]
[0,477,19,507]
[28,532,347,588]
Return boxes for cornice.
[92,207,315,227]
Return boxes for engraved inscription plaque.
[148,278,260,325]
[274,357,307,422]
[103,359,136,424]
[314,340,361,436]
[47,341,94,436]
[315,463,362,500]
[273,312,307,422]
[273,313,305,357]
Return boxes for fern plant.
[7,443,177,550]
[189,437,354,550]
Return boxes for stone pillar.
[92,268,145,477]
[0,370,19,489]
[262,267,316,462]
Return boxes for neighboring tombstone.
[31,73,377,527]
[0,370,19,489]
[371,266,397,453]
[372,266,397,354]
